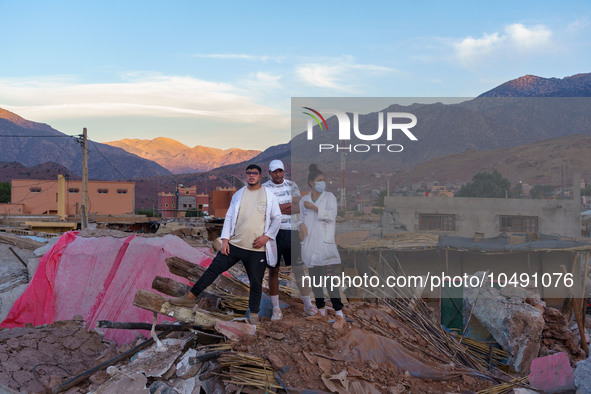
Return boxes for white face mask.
[314,181,326,193]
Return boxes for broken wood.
[152,276,192,297]
[166,256,248,297]
[0,232,44,250]
[132,289,226,329]
[151,276,222,311]
[51,329,172,393]
[8,246,28,270]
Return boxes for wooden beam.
[165,256,248,297]
[132,289,225,328]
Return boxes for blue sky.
[0,0,589,150]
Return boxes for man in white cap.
[263,159,317,320]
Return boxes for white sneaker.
[271,309,283,321]
[303,305,318,317]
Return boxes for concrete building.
[383,174,581,238]
[157,184,217,218]
[10,177,135,216]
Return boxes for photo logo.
[303,108,418,153]
[302,107,329,132]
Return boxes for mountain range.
[0,108,171,180]
[104,137,260,174]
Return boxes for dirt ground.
[0,319,112,393]
[233,301,496,393]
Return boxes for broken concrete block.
[528,352,575,393]
[214,320,256,341]
[464,272,544,373]
[575,355,591,394]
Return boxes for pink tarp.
[1,232,213,344]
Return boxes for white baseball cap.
[269,160,285,172]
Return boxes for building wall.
[158,193,176,218]
[383,196,581,238]
[11,179,135,216]
[0,203,24,215]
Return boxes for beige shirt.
[229,187,267,251]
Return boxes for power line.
[0,135,74,138]
[89,140,127,179]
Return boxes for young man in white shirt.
[170,164,282,325]
[263,159,317,320]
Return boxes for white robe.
[299,191,341,268]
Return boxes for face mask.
[314,181,326,193]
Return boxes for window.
[68,188,79,193]
[198,204,203,210]
[500,215,538,232]
[183,204,187,208]
[29,187,41,193]
[186,191,190,195]
[419,214,455,231]
[117,189,127,194]
[98,188,109,194]
[165,203,169,207]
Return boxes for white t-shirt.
[263,179,300,231]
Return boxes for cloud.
[0,74,284,123]
[454,23,553,67]
[296,58,398,92]
[191,53,283,62]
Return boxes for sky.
[0,0,589,150]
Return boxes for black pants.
[189,244,267,313]
[308,264,343,312]
[270,229,302,267]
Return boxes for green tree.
[136,208,158,217]
[530,185,555,199]
[0,182,10,203]
[582,185,591,196]
[185,209,205,217]
[455,170,511,198]
[510,182,524,199]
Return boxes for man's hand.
[279,202,292,215]
[304,201,318,212]
[253,235,270,249]
[299,223,308,241]
[220,239,230,255]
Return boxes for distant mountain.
[391,134,591,187]
[479,73,591,97]
[0,108,172,180]
[0,161,79,183]
[104,137,261,174]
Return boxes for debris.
[528,352,575,393]
[574,355,591,394]
[214,320,256,341]
[464,272,544,372]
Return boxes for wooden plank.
[152,276,192,297]
[165,256,248,297]
[132,289,224,328]
[0,232,45,250]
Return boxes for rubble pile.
[539,306,587,360]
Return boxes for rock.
[574,355,591,394]
[464,272,544,373]
[528,352,575,393]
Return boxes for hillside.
[104,137,261,174]
[0,108,172,180]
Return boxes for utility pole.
[79,128,88,229]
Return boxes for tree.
[510,183,524,199]
[455,170,511,198]
[582,185,591,196]
[0,182,10,203]
[530,185,555,199]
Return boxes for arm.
[298,196,308,241]
[220,191,239,254]
[317,193,338,223]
